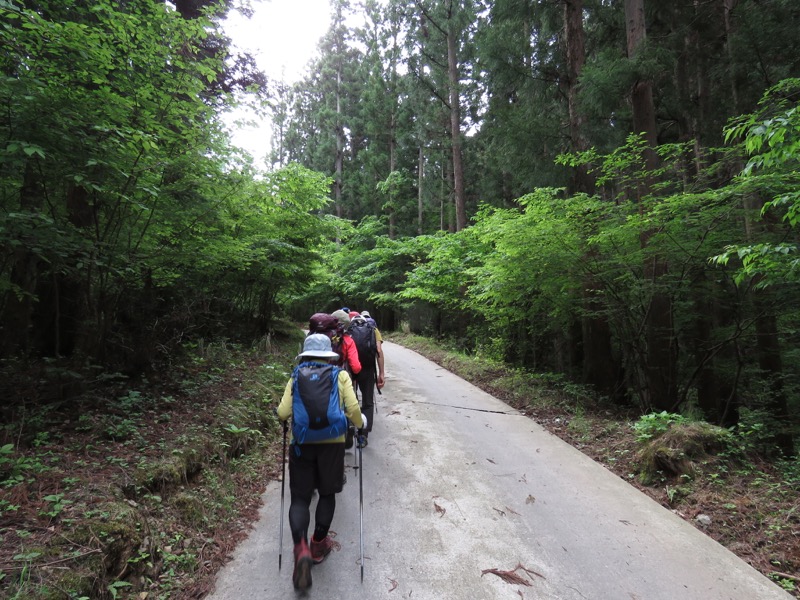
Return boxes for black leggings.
[289,491,336,544]
[355,367,376,432]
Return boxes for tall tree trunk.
[563,0,620,396]
[335,68,344,218]
[582,272,622,400]
[722,0,740,114]
[625,0,658,169]
[446,156,455,232]
[752,305,793,455]
[743,193,794,455]
[689,276,740,424]
[1,161,41,356]
[447,24,467,232]
[673,2,705,176]
[55,183,95,357]
[563,0,594,195]
[418,146,425,235]
[440,158,446,231]
[388,209,396,239]
[625,0,676,411]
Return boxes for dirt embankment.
[0,341,296,600]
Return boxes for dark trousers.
[288,443,344,544]
[354,367,376,433]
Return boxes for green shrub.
[633,411,687,442]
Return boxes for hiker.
[277,333,367,591]
[308,312,361,377]
[353,311,385,380]
[347,312,385,447]
[360,310,377,328]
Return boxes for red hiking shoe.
[292,538,312,590]
[310,535,336,564]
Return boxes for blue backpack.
[291,362,348,444]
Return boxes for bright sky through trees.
[223,0,332,163]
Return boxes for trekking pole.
[278,420,288,570]
[358,429,365,582]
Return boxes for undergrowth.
[0,330,303,600]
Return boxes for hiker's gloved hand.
[359,414,368,431]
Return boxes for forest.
[1,0,800,596]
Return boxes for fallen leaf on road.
[481,563,545,587]
[388,577,398,591]
[525,495,536,504]
[521,564,545,579]
[481,564,533,586]
[487,458,496,464]
[433,501,446,517]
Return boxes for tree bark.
[752,306,793,455]
[1,161,41,356]
[743,193,794,455]
[624,0,658,170]
[624,0,676,411]
[418,146,425,235]
[335,67,344,219]
[722,0,740,114]
[582,274,622,400]
[447,23,467,232]
[563,0,594,195]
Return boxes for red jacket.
[339,335,362,375]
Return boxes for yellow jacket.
[277,363,364,443]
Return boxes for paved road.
[206,341,792,600]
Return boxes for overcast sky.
[222,0,333,165]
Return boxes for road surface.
[206,341,792,600]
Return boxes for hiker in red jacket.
[330,309,362,376]
[308,312,361,377]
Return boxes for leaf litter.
[481,562,545,586]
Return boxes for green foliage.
[713,79,800,287]
[39,493,71,519]
[295,217,427,314]
[0,0,340,381]
[108,580,132,599]
[0,444,49,487]
[733,408,792,457]
[633,412,688,443]
[400,230,485,311]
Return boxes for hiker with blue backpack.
[276,333,367,591]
